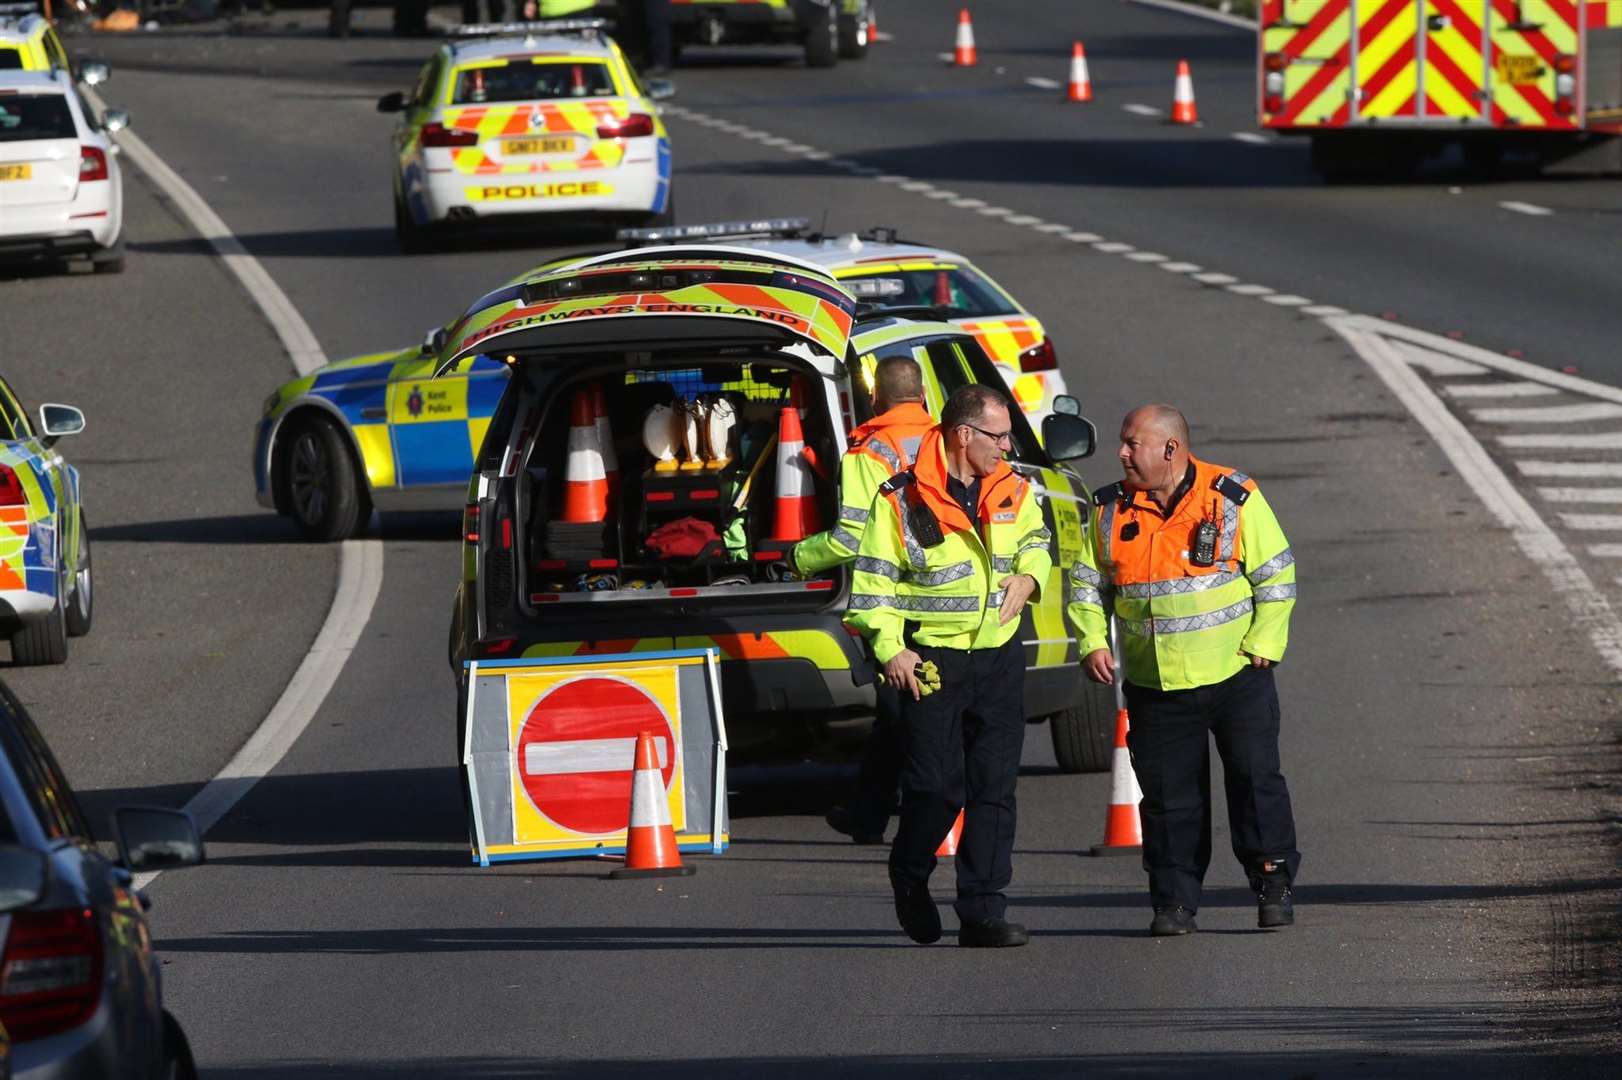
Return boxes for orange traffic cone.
[1088,709,1143,856]
[771,404,823,541]
[1066,42,1092,102]
[954,8,977,67]
[560,390,609,523]
[1170,59,1199,125]
[936,809,965,857]
[589,381,619,497]
[609,731,696,879]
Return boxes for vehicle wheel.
[65,511,92,638]
[837,3,870,59]
[394,192,430,255]
[1046,678,1115,773]
[10,566,68,666]
[282,415,370,543]
[162,1011,198,1080]
[804,4,839,68]
[91,240,124,275]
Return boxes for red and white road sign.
[515,676,676,835]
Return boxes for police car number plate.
[0,164,31,181]
[503,137,574,155]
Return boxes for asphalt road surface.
[0,1,1615,1075]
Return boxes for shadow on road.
[128,219,618,259]
[90,514,304,545]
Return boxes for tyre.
[282,415,370,542]
[10,566,67,666]
[91,240,124,275]
[804,4,838,68]
[1046,678,1115,773]
[65,511,92,638]
[837,3,870,60]
[394,192,429,255]
[162,1011,198,1080]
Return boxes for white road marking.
[1193,272,1239,285]
[1374,321,1622,402]
[1037,222,1072,234]
[1160,261,1202,273]
[1128,0,1257,30]
[1472,402,1622,424]
[977,206,1015,217]
[780,142,813,154]
[1390,341,1488,377]
[875,174,909,184]
[1026,77,1063,90]
[1500,432,1622,449]
[1123,103,1163,117]
[1301,305,1349,317]
[1227,283,1275,296]
[1559,513,1622,530]
[1330,314,1622,681]
[937,52,955,63]
[758,134,792,147]
[1006,214,1042,226]
[926,189,959,199]
[1263,294,1313,306]
[1500,200,1554,216]
[1231,132,1272,145]
[1592,544,1622,557]
[89,89,386,887]
[802,149,832,161]
[1127,251,1168,262]
[1539,488,1622,504]
[900,180,936,193]
[1444,382,1560,398]
[1094,241,1135,253]
[951,197,988,208]
[1517,461,1622,478]
[851,165,883,177]
[1065,231,1104,242]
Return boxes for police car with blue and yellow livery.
[376,19,674,253]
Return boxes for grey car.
[0,680,202,1078]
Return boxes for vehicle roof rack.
[616,218,814,246]
[453,18,609,40]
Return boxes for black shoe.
[892,881,942,944]
[825,805,884,845]
[1258,874,1295,929]
[958,917,1029,948]
[1149,906,1198,937]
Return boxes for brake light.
[1263,52,1287,72]
[78,146,108,182]
[1553,54,1576,75]
[422,122,479,148]
[0,908,103,1043]
[0,465,25,506]
[463,503,480,544]
[1017,338,1057,372]
[596,113,655,139]
[1264,94,1285,114]
[1553,55,1577,115]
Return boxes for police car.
[0,2,109,87]
[617,219,1070,431]
[377,19,674,253]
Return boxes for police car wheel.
[65,511,92,638]
[1046,679,1115,773]
[837,4,870,59]
[285,416,370,543]
[805,5,838,68]
[10,566,68,667]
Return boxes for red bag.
[645,517,720,559]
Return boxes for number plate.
[1494,54,1542,85]
[503,137,574,156]
[0,164,31,181]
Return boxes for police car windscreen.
[846,266,1019,317]
[453,62,616,105]
[0,94,74,141]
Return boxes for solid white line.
[1517,461,1622,478]
[1500,432,1622,449]
[94,90,386,887]
[1263,294,1312,306]
[1390,341,1488,377]
[1444,382,1560,398]
[1227,283,1275,296]
[1591,544,1622,557]
[1160,261,1202,273]
[1123,103,1163,117]
[1026,77,1063,90]
[1128,0,1256,31]
[1372,321,1622,404]
[1126,251,1168,262]
[1329,314,1622,681]
[1231,132,1272,145]
[1500,200,1554,216]
[1559,513,1622,530]
[1193,272,1238,285]
[1471,402,1622,424]
[1538,488,1622,504]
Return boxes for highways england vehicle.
[1261,0,1622,175]
[669,0,873,67]
[440,246,1119,774]
[376,19,675,254]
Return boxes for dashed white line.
[1160,261,1202,273]
[1500,433,1622,449]
[1123,103,1163,117]
[1006,214,1042,226]
[1263,294,1312,306]
[900,180,936,193]
[951,197,988,208]
[780,142,813,154]
[850,165,883,177]
[1302,305,1349,317]
[1472,402,1622,424]
[1126,251,1168,263]
[1036,223,1072,234]
[1539,488,1622,504]
[1026,77,1063,90]
[1517,461,1622,478]
[1065,231,1103,242]
[875,174,909,184]
[925,189,959,200]
[978,206,1015,217]
[1094,241,1135,253]
[1500,200,1554,216]
[1194,272,1239,285]
[1227,283,1275,296]
[1231,132,1272,145]
[1444,382,1560,398]
[801,149,832,161]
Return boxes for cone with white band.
[1088,709,1143,856]
[936,809,965,858]
[589,381,619,497]
[1067,41,1092,102]
[561,390,609,523]
[771,404,822,541]
[1170,59,1198,125]
[609,731,696,878]
[954,8,977,67]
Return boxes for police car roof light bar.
[0,1,41,19]
[453,18,609,38]
[616,218,813,246]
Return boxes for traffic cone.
[936,809,965,857]
[560,390,609,523]
[609,731,696,879]
[1066,42,1092,102]
[954,8,977,67]
[1170,59,1199,125]
[771,404,823,541]
[589,381,618,498]
[1088,709,1143,856]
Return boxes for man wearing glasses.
[846,384,1052,948]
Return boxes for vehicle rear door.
[1347,0,1490,122]
[0,91,80,208]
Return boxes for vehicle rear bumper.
[0,229,103,262]
[0,196,118,257]
[13,997,128,1080]
[421,149,669,223]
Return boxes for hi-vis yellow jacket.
[845,428,1053,664]
[794,402,935,576]
[1067,456,1295,692]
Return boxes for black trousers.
[460,0,510,24]
[889,636,1026,923]
[1124,664,1301,913]
[847,681,903,837]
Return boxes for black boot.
[1257,871,1295,929]
[1149,906,1198,936]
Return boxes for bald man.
[1066,405,1301,937]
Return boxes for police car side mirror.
[377,91,407,114]
[80,61,110,88]
[39,403,85,447]
[1042,413,1097,462]
[113,807,205,873]
[1052,394,1080,417]
[645,79,676,102]
[102,109,130,134]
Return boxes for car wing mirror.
[377,91,407,113]
[101,109,130,134]
[0,846,49,912]
[645,78,676,102]
[1042,413,1097,462]
[113,807,205,873]
[1052,393,1080,417]
[38,403,85,447]
[421,325,448,355]
[79,61,110,87]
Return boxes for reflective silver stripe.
[895,594,981,613]
[1017,541,1048,558]
[848,593,892,610]
[1116,570,1242,599]
[986,590,1006,609]
[900,435,923,462]
[992,555,1015,572]
[839,504,870,524]
[1254,584,1297,603]
[1069,563,1104,586]
[854,555,901,581]
[896,495,928,569]
[1016,527,1051,547]
[906,561,975,587]
[1071,586,1103,607]
[1220,471,1250,562]
[1117,598,1254,636]
[865,438,901,471]
[1098,500,1116,564]
[831,524,861,552]
[1247,548,1294,585]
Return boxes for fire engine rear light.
[1264,94,1285,114]
[0,465,26,506]
[0,908,103,1043]
[1554,98,1575,115]
[1555,73,1576,98]
[78,146,107,182]
[422,122,479,148]
[1264,71,1284,95]
[1263,52,1287,72]
[596,113,655,139]
[1017,338,1057,373]
[1553,54,1576,74]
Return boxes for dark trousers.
[889,637,1026,923]
[1124,664,1301,913]
[847,682,903,837]
[460,0,509,24]
[621,0,673,70]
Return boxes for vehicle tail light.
[0,465,25,506]
[1263,52,1287,72]
[463,503,480,544]
[78,146,108,182]
[1017,338,1057,373]
[1264,94,1285,114]
[595,113,655,139]
[480,636,517,656]
[422,122,479,148]
[1553,55,1577,115]
[0,908,103,1043]
[1553,54,1576,75]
